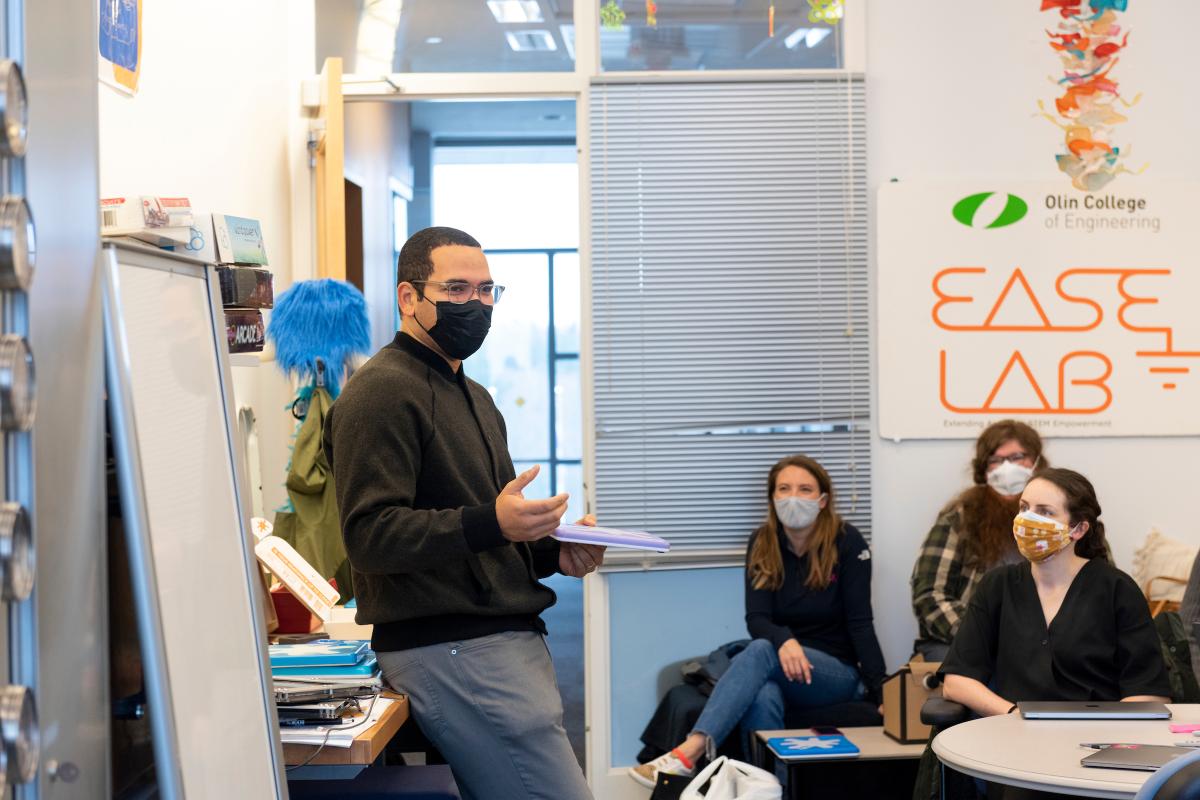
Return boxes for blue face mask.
[774,496,822,529]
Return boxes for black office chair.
[913,674,976,800]
[1134,749,1200,800]
[918,670,969,730]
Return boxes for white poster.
[878,181,1200,439]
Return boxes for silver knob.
[0,504,33,601]
[0,335,34,431]
[0,196,34,291]
[0,686,37,785]
[0,61,26,158]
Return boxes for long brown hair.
[956,419,1048,568]
[1030,467,1109,559]
[747,455,842,592]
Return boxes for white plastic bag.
[680,756,782,800]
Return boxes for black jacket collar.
[393,331,460,380]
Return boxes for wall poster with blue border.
[99,0,141,95]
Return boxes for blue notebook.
[269,640,369,668]
[272,654,378,678]
[765,735,860,760]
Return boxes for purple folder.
[552,524,670,552]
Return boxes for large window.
[600,0,843,71]
[433,147,585,522]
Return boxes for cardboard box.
[178,212,218,264]
[213,213,268,265]
[217,266,274,308]
[882,656,942,744]
[100,196,195,247]
[225,309,265,353]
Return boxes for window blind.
[588,78,869,560]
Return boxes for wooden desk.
[283,693,409,767]
[932,703,1200,799]
[755,727,926,800]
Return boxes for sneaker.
[627,748,696,789]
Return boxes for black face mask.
[418,298,493,360]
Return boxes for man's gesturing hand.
[497,465,568,542]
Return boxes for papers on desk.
[278,697,395,749]
[766,735,860,760]
[552,524,670,552]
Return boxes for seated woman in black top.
[630,455,887,788]
[942,467,1170,717]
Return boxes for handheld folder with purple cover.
[552,524,670,552]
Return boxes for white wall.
[98,0,317,515]
[865,0,1200,669]
[345,101,413,350]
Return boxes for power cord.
[283,689,382,772]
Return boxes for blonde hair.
[747,455,842,592]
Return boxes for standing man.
[323,227,602,800]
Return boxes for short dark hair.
[396,226,481,289]
[1033,467,1109,559]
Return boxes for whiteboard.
[102,242,285,799]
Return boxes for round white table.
[931,704,1200,798]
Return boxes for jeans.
[376,631,592,800]
[691,638,865,754]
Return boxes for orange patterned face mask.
[1012,510,1075,563]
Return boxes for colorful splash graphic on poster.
[1039,0,1141,192]
[99,0,141,95]
[808,0,844,25]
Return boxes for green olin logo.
[952,192,1028,229]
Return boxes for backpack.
[682,640,751,697]
[1154,610,1200,702]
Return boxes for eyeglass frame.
[985,452,1034,468]
[410,279,506,305]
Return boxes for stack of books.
[269,639,381,687]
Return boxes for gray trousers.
[377,630,593,800]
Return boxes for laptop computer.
[1019,701,1171,720]
[1081,744,1191,771]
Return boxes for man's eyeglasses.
[412,280,506,306]
[986,452,1030,467]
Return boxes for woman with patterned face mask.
[940,468,1170,731]
[910,420,1047,661]
[630,455,886,788]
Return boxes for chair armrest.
[920,696,969,728]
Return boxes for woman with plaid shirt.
[910,420,1046,661]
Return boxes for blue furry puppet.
[266,278,370,398]
[266,278,371,603]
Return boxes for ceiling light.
[805,27,832,48]
[783,27,810,49]
[560,24,576,61]
[488,0,543,23]
[505,30,557,52]
[784,26,833,49]
[425,36,443,44]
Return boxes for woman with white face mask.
[630,455,886,788]
[910,420,1046,661]
[941,468,1170,730]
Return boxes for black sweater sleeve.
[1112,572,1173,699]
[324,388,505,576]
[744,536,796,650]
[941,567,1004,686]
[838,527,888,701]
